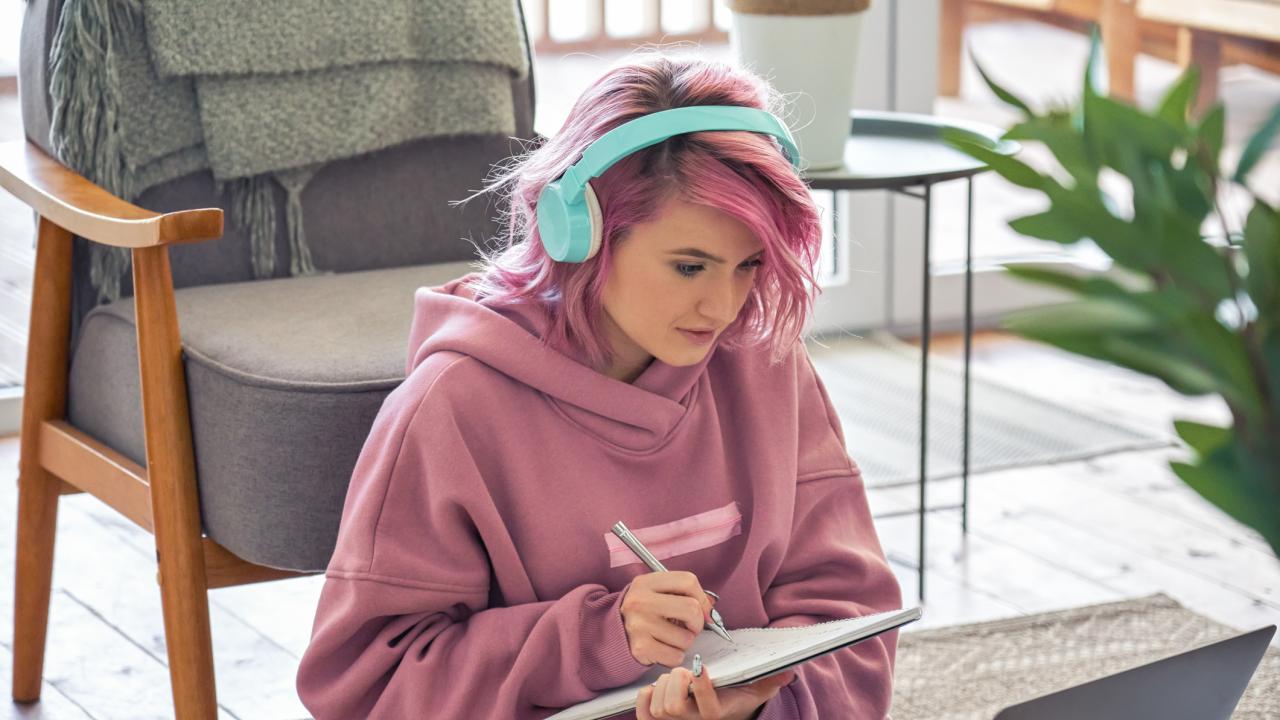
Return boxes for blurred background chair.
[3,1,539,717]
[940,0,1280,115]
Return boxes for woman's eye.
[675,259,762,278]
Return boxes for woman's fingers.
[636,668,713,720]
[661,668,694,715]
[656,593,706,635]
[636,685,655,720]
[651,672,675,718]
[642,572,715,628]
[690,664,722,719]
[644,615,695,656]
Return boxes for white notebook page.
[546,606,921,720]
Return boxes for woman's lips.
[678,329,715,345]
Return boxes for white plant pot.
[729,11,864,171]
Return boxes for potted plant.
[725,0,873,170]
[945,28,1280,558]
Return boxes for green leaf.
[1196,104,1226,174]
[970,51,1032,116]
[1101,334,1225,396]
[1042,180,1159,272]
[1173,313,1264,418]
[1263,320,1280,414]
[1157,226,1236,304]
[1171,438,1280,558]
[1007,210,1083,244]
[1084,91,1184,163]
[1157,66,1200,130]
[1003,297,1154,335]
[1165,159,1215,222]
[1169,460,1261,539]
[1243,200,1280,321]
[1233,102,1280,185]
[1003,299,1226,396]
[1003,265,1090,295]
[1004,264,1153,299]
[1110,288,1264,415]
[945,132,1048,190]
[1004,112,1098,185]
[1173,419,1231,455]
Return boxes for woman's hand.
[635,664,797,720]
[620,572,718,667]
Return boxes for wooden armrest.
[0,139,222,248]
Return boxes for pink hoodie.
[295,272,903,719]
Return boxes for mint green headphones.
[535,105,802,263]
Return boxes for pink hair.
[453,51,824,371]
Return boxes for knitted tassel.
[220,175,278,279]
[49,0,143,199]
[49,0,145,304]
[274,166,322,277]
[89,243,132,306]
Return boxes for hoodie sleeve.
[295,359,653,720]
[753,350,903,720]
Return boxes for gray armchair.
[4,0,540,717]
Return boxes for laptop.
[993,624,1275,720]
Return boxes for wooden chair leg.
[13,218,73,703]
[1101,0,1139,102]
[154,556,218,720]
[939,0,966,97]
[133,245,218,720]
[1177,27,1221,118]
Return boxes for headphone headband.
[557,105,802,204]
[536,105,802,263]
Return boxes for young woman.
[295,53,903,720]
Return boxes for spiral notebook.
[545,605,922,720]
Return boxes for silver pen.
[611,520,734,643]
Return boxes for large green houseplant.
[945,29,1280,558]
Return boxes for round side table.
[803,109,1020,602]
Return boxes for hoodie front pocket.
[604,501,743,568]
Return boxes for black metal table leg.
[805,110,1013,606]
[918,181,932,602]
[963,176,973,534]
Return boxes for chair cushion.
[67,261,476,572]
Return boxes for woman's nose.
[699,279,738,325]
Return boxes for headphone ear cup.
[583,181,604,261]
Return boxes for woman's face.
[599,194,765,383]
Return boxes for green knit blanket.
[49,0,530,303]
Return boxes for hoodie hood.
[406,271,718,452]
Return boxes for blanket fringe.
[49,0,324,302]
[220,175,278,280]
[274,166,321,277]
[50,0,145,304]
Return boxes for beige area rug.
[890,593,1278,719]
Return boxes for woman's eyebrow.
[667,248,765,264]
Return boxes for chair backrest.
[19,0,537,346]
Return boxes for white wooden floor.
[0,330,1275,719]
